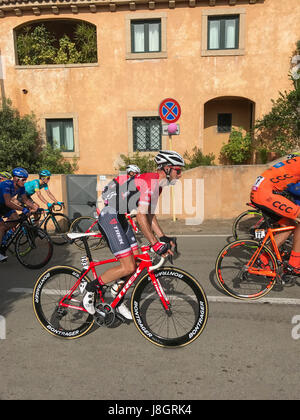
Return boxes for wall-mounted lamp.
[22,89,28,94]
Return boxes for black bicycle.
[35,203,71,245]
[0,214,53,269]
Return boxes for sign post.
[159,98,181,222]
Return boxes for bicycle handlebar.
[149,256,165,271]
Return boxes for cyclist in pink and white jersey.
[83,150,185,319]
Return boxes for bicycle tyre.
[33,266,94,339]
[15,227,53,269]
[232,210,265,240]
[44,213,71,245]
[131,267,208,348]
[215,239,278,300]
[69,216,106,250]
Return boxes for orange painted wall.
[0,0,298,174]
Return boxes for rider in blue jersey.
[0,168,37,262]
[20,170,61,211]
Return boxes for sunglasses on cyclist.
[41,176,50,180]
[16,177,27,182]
[171,167,182,175]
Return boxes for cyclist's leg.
[0,208,17,243]
[122,216,139,256]
[252,188,300,272]
[288,222,300,273]
[97,206,136,285]
[251,190,299,248]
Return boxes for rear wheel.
[33,266,94,339]
[15,226,53,269]
[69,216,106,250]
[131,267,208,348]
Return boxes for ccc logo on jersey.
[270,174,293,183]
[272,201,293,213]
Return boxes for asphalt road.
[0,230,299,401]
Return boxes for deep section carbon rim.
[33,266,94,339]
[131,267,208,348]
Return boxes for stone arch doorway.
[203,96,255,164]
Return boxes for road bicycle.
[232,189,299,240]
[0,213,53,269]
[34,202,71,246]
[69,201,143,251]
[232,202,267,240]
[33,233,208,347]
[216,210,298,300]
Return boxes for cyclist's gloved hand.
[47,203,52,208]
[152,241,170,256]
[22,207,30,215]
[57,201,63,206]
[159,235,176,244]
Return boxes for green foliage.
[74,23,98,64]
[118,152,157,173]
[183,147,215,168]
[16,25,57,65]
[220,128,252,165]
[253,41,300,158]
[0,99,77,174]
[16,23,97,65]
[53,35,81,65]
[254,85,300,157]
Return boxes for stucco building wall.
[0,0,298,173]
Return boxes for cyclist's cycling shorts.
[0,204,16,222]
[98,206,138,259]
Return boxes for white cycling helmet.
[155,150,185,167]
[126,164,141,174]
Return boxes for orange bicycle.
[215,212,298,300]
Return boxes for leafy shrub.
[183,147,215,168]
[220,128,252,165]
[118,152,157,173]
[16,23,97,65]
[0,99,77,174]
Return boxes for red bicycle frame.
[58,244,169,313]
[83,208,139,238]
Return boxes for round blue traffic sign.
[159,98,181,123]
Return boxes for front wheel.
[44,213,71,245]
[131,267,208,348]
[232,210,265,240]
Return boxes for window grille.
[217,113,232,133]
[133,117,162,151]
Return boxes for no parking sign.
[159,98,181,123]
